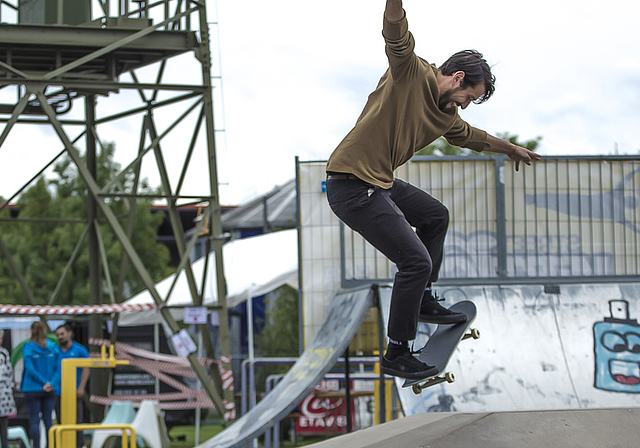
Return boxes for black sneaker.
[419,292,467,324]
[381,346,438,380]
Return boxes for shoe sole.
[418,315,467,325]
[380,365,438,380]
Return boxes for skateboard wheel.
[412,384,421,394]
[445,372,455,383]
[471,328,480,339]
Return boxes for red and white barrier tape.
[0,303,156,315]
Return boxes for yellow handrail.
[49,423,136,448]
[59,344,130,447]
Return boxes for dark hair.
[30,321,47,346]
[56,323,74,335]
[439,50,495,104]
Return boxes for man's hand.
[385,0,403,21]
[43,382,53,392]
[485,134,541,172]
[509,144,541,172]
[77,388,84,398]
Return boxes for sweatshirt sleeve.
[444,115,487,152]
[22,344,50,388]
[383,12,419,82]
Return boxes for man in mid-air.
[326,0,541,379]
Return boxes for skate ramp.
[306,407,640,448]
[198,285,376,448]
[378,283,640,415]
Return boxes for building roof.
[221,179,296,233]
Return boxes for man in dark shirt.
[326,0,540,379]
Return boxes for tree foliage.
[0,143,171,305]
[415,132,542,156]
[415,137,470,156]
[254,285,299,392]
[256,285,299,357]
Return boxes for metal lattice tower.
[0,0,233,417]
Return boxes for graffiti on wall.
[525,168,640,234]
[594,300,640,393]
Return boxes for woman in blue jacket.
[21,321,59,448]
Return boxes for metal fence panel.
[299,156,640,289]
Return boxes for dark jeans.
[55,396,85,448]
[326,176,449,340]
[24,390,56,448]
[0,416,7,448]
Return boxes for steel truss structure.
[0,1,233,417]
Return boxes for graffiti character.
[594,300,640,393]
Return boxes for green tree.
[0,143,171,304]
[415,133,542,156]
[254,285,299,392]
[415,137,470,156]
[494,132,542,151]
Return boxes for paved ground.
[306,408,640,448]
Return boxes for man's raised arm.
[385,0,404,21]
[485,134,541,172]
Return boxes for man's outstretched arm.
[385,0,404,21]
[484,134,541,172]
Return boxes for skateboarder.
[326,0,541,379]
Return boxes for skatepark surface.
[306,407,640,448]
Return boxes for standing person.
[0,330,17,448]
[325,0,541,380]
[22,321,58,448]
[53,323,89,448]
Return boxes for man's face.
[56,328,71,345]
[439,82,486,111]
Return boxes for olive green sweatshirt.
[326,13,487,189]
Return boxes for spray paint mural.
[594,300,640,392]
[379,284,640,415]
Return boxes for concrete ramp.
[306,407,640,448]
[379,283,640,416]
[199,285,376,448]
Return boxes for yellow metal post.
[60,345,129,447]
[49,423,136,448]
[373,350,393,425]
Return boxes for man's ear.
[452,71,466,87]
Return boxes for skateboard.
[403,300,480,394]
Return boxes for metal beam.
[198,6,235,409]
[146,114,202,305]
[95,91,201,125]
[0,93,30,148]
[34,88,228,419]
[99,97,203,195]
[43,7,199,80]
[48,223,91,306]
[0,235,39,306]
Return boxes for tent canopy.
[119,229,298,326]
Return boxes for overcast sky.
[214,0,640,203]
[1,0,638,205]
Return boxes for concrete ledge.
[306,408,640,448]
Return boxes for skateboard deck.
[402,300,479,394]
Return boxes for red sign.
[295,379,353,435]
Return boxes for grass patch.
[168,424,225,448]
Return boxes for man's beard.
[438,87,462,110]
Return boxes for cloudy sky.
[1,0,638,205]
[213,0,640,203]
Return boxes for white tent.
[118,229,298,326]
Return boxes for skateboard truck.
[462,328,481,340]
[402,301,480,395]
[411,372,455,394]
[408,326,481,395]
